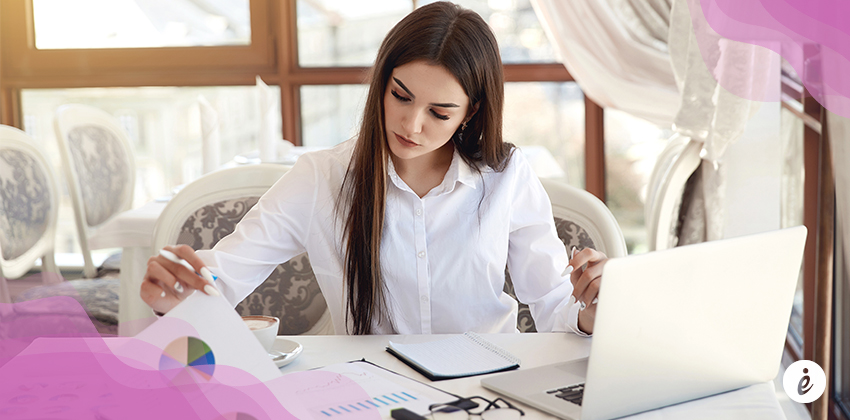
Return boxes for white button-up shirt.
[197,140,585,335]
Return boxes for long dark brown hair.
[339,1,513,334]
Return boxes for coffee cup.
[242,315,280,353]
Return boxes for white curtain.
[530,0,678,127]
[668,0,773,244]
[532,0,774,246]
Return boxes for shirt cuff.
[566,299,592,337]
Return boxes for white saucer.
[268,338,303,368]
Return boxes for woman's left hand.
[567,247,608,335]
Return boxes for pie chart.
[159,336,216,384]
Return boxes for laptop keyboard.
[547,383,584,406]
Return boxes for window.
[32,0,251,49]
[504,82,584,188]
[0,0,274,83]
[424,0,556,63]
[300,84,368,147]
[296,0,411,67]
[604,110,671,254]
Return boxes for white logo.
[782,360,826,403]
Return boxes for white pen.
[159,249,220,297]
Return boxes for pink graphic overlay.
[0,298,375,419]
[694,0,850,117]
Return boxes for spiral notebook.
[386,332,521,381]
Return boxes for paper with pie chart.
[133,291,282,383]
[159,336,217,383]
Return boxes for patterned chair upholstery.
[0,125,61,303]
[152,164,330,336]
[55,105,136,278]
[504,179,628,332]
[174,196,327,335]
[0,150,53,266]
[65,126,132,227]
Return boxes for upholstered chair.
[645,135,702,251]
[152,164,331,335]
[504,178,628,332]
[54,104,136,278]
[0,125,62,303]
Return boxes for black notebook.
[386,332,521,381]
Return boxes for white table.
[277,333,786,420]
[88,200,167,336]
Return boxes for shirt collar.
[447,147,479,190]
[386,146,479,196]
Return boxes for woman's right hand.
[140,245,219,315]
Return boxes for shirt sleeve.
[196,155,320,307]
[505,153,589,336]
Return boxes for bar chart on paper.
[317,390,421,417]
[299,362,457,419]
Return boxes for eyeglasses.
[429,396,524,420]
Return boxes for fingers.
[141,261,186,314]
[160,245,218,296]
[569,247,608,272]
[568,247,596,286]
[568,247,609,310]
[165,245,213,280]
[576,277,601,311]
[141,245,221,315]
[154,255,206,296]
[568,247,607,286]
[573,259,606,306]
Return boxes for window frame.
[1,0,277,79]
[780,55,843,419]
[0,0,279,122]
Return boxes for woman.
[141,1,608,335]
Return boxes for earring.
[459,121,468,142]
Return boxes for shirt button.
[418,251,425,258]
[421,296,429,303]
[415,208,422,216]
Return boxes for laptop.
[482,226,807,420]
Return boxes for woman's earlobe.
[468,102,480,119]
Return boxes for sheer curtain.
[529,0,678,127]
[531,0,774,247]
